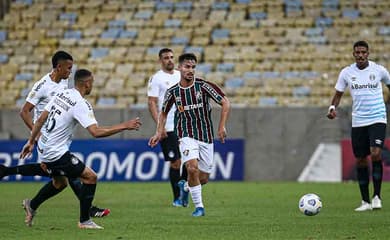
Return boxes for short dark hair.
[178,53,197,64]
[158,48,173,58]
[74,69,92,83]
[52,51,73,68]
[353,40,369,50]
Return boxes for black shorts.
[160,132,180,162]
[351,123,386,158]
[44,152,85,178]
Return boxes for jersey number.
[46,106,62,132]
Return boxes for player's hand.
[148,133,161,148]
[218,126,227,143]
[161,130,168,139]
[327,107,337,119]
[125,117,142,131]
[20,141,34,160]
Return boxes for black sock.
[30,181,62,210]
[79,184,96,223]
[68,178,82,201]
[372,161,383,198]
[357,166,370,202]
[180,164,188,181]
[5,164,49,177]
[169,167,181,200]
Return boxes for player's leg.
[161,132,182,206]
[368,123,386,209]
[23,176,68,227]
[352,126,372,211]
[67,177,110,218]
[0,163,49,179]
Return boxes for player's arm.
[19,102,35,131]
[327,90,344,119]
[20,110,49,159]
[86,117,142,138]
[217,96,230,143]
[148,111,168,147]
[147,96,159,124]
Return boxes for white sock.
[189,184,203,208]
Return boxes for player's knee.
[186,165,199,176]
[371,152,382,161]
[200,177,208,185]
[170,159,181,170]
[52,179,68,190]
[356,157,368,167]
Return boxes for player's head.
[52,51,73,79]
[158,48,174,72]
[178,53,197,82]
[353,40,369,68]
[74,69,94,95]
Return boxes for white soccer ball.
[298,193,322,216]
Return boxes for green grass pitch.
[1,182,390,240]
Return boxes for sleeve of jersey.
[161,89,174,113]
[147,76,159,97]
[380,66,390,85]
[334,69,347,92]
[73,100,98,128]
[26,81,43,106]
[202,81,225,104]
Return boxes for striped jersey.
[335,61,390,127]
[162,78,225,143]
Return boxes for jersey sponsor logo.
[203,83,220,98]
[183,149,189,156]
[351,82,378,90]
[54,98,70,111]
[57,92,76,106]
[369,74,376,81]
[184,103,203,110]
[84,100,92,110]
[375,139,383,145]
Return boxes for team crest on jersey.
[369,74,375,81]
[177,105,184,112]
[351,76,356,81]
[196,91,202,101]
[183,149,189,156]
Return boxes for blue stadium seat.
[322,0,339,10]
[249,12,267,20]
[59,12,77,23]
[134,10,153,20]
[15,0,32,5]
[217,62,235,72]
[212,2,230,10]
[304,27,323,36]
[284,0,302,11]
[0,54,8,64]
[64,30,82,39]
[196,63,213,74]
[293,86,311,97]
[307,36,327,45]
[184,46,204,54]
[236,0,251,4]
[0,31,7,42]
[171,36,189,45]
[101,29,121,39]
[243,71,261,78]
[300,71,319,79]
[262,71,280,79]
[108,20,126,29]
[97,97,116,106]
[156,2,174,11]
[20,87,30,97]
[91,48,109,59]
[164,19,182,28]
[175,1,192,10]
[259,97,278,106]
[119,30,138,39]
[315,17,333,27]
[211,29,230,41]
[15,73,33,81]
[147,46,162,55]
[225,77,244,88]
[342,9,360,19]
[378,26,390,36]
[283,71,300,79]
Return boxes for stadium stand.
[0,0,389,108]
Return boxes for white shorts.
[179,137,214,174]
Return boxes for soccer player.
[0,51,110,218]
[147,48,188,207]
[327,40,390,211]
[19,69,142,229]
[149,53,230,217]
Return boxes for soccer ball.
[298,193,322,216]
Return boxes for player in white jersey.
[147,48,188,207]
[19,69,142,229]
[327,41,390,211]
[0,51,110,218]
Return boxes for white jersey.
[37,88,97,162]
[147,69,180,132]
[335,61,390,127]
[26,73,68,123]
